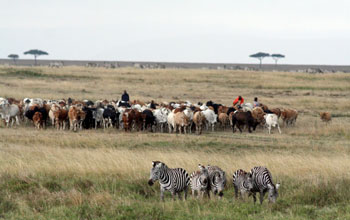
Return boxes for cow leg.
[277,124,281,134]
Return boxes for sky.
[1,0,350,65]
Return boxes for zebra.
[232,169,253,199]
[249,166,280,204]
[148,161,190,201]
[190,164,210,199]
[206,165,226,198]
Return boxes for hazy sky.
[1,0,350,65]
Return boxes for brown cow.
[218,113,229,130]
[77,109,86,130]
[174,105,186,114]
[320,112,331,123]
[218,106,229,115]
[281,109,298,127]
[68,106,79,131]
[54,109,68,130]
[270,108,282,118]
[174,112,190,134]
[231,111,258,133]
[251,107,266,125]
[122,109,136,132]
[33,112,43,129]
[193,111,205,135]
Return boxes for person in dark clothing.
[119,90,130,107]
[150,100,156,109]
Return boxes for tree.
[249,52,270,68]
[23,49,48,65]
[271,54,285,65]
[8,54,19,65]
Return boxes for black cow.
[25,106,48,127]
[142,109,156,132]
[103,106,120,128]
[82,107,95,129]
[231,111,258,133]
[206,100,222,115]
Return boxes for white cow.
[167,110,175,133]
[242,103,253,112]
[0,103,20,127]
[264,114,281,134]
[153,107,170,133]
[93,108,104,129]
[202,109,217,132]
[183,107,194,133]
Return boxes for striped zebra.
[148,161,190,201]
[232,169,253,199]
[249,166,280,204]
[207,165,226,198]
[190,164,210,199]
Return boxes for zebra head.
[267,183,280,203]
[213,171,226,197]
[148,161,164,186]
[198,164,209,190]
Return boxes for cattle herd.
[0,96,331,133]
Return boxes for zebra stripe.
[148,161,190,201]
[249,166,279,204]
[190,164,210,198]
[232,169,253,199]
[207,165,226,198]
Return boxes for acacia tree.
[271,54,285,65]
[249,52,270,68]
[23,49,48,65]
[8,54,19,65]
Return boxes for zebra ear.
[152,161,156,167]
[276,183,280,190]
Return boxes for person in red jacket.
[233,96,244,108]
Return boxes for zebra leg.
[259,191,265,204]
[234,186,238,199]
[160,187,165,202]
[171,191,176,201]
[184,187,188,200]
[192,189,195,199]
[178,192,181,200]
[252,192,257,204]
[207,190,210,199]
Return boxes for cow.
[49,104,61,127]
[264,114,281,134]
[270,108,282,118]
[153,107,170,133]
[103,106,119,129]
[218,113,229,131]
[206,101,222,115]
[92,107,104,129]
[231,111,258,133]
[0,103,20,127]
[202,109,217,132]
[82,107,94,129]
[174,111,190,134]
[193,111,206,135]
[54,109,68,130]
[251,107,266,126]
[319,112,331,123]
[24,106,48,128]
[281,109,298,127]
[142,109,156,132]
[68,106,79,131]
[33,112,43,129]
[122,109,136,132]
[167,110,176,133]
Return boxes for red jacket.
[233,97,244,105]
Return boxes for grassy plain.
[0,66,349,219]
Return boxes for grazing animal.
[54,109,68,130]
[281,109,298,127]
[0,103,20,127]
[231,111,258,133]
[270,108,282,118]
[148,161,190,201]
[320,112,331,123]
[202,109,217,132]
[103,106,118,129]
[141,109,156,131]
[251,107,266,125]
[264,114,281,134]
[190,164,210,199]
[33,112,43,129]
[232,169,253,199]
[218,113,229,130]
[249,166,280,204]
[92,107,104,129]
[207,165,226,198]
[153,107,169,133]
[68,106,79,131]
[174,111,190,134]
[122,109,135,132]
[193,111,205,135]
